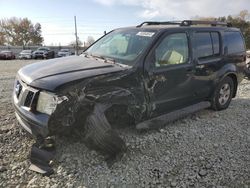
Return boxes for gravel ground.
[0,60,249,188]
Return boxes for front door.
[144,32,195,117]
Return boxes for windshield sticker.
[136,32,155,37]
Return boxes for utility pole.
[74,16,78,55]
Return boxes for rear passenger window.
[224,32,245,54]
[194,33,213,59]
[194,32,221,59]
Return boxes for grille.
[24,91,35,107]
[15,79,38,110]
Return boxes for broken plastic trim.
[29,138,56,176]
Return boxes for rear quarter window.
[224,31,245,54]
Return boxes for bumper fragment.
[29,143,56,176]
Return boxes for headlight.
[36,92,58,115]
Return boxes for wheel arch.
[226,73,238,98]
[105,104,136,129]
[215,63,238,99]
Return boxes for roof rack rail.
[136,21,181,27]
[137,20,232,28]
[180,20,232,27]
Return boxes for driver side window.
[155,33,189,67]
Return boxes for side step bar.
[136,101,211,130]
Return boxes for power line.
[44,33,103,35]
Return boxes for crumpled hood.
[18,55,127,91]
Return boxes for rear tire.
[211,76,234,111]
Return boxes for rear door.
[191,31,223,100]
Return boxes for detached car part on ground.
[12,20,246,175]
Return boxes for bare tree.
[69,39,83,47]
[0,17,43,46]
[238,10,250,21]
[0,31,5,45]
[85,36,95,47]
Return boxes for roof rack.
[136,21,181,27]
[180,20,232,27]
[137,20,232,27]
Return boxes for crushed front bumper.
[13,78,50,138]
[14,104,50,138]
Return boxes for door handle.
[196,64,205,69]
[147,75,167,91]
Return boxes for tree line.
[194,10,250,49]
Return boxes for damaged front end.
[13,65,147,175]
[47,72,147,158]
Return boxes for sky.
[0,0,249,46]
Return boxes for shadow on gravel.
[43,96,250,187]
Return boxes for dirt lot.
[0,60,249,188]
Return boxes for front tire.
[83,104,126,160]
[211,76,234,111]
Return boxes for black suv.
[13,20,246,162]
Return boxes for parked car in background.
[247,50,250,58]
[32,47,55,59]
[0,50,15,60]
[18,50,33,59]
[57,49,72,57]
[245,50,250,79]
[247,50,250,64]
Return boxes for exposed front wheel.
[83,104,126,162]
[211,76,234,111]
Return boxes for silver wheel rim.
[218,83,231,105]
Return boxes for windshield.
[85,29,156,65]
